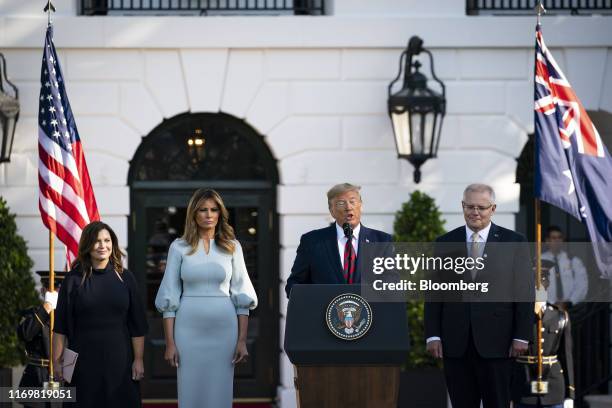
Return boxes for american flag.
[534,24,612,277]
[38,26,99,263]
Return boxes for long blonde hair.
[182,188,236,255]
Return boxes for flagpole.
[43,0,59,390]
[44,0,55,27]
[533,1,547,395]
[535,198,545,391]
[46,230,60,389]
[535,0,545,26]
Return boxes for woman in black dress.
[53,221,148,407]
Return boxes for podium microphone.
[342,222,353,239]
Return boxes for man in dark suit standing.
[425,183,534,408]
[285,183,392,298]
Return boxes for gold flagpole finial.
[535,1,547,26]
[43,1,56,27]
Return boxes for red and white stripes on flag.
[38,26,99,264]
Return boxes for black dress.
[54,263,148,408]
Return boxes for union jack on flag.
[534,24,612,277]
[38,26,100,264]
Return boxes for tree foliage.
[393,191,445,368]
[0,197,39,367]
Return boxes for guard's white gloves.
[44,291,58,309]
[564,399,574,408]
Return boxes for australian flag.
[534,24,612,278]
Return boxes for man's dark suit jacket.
[424,223,534,358]
[285,223,392,298]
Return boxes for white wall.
[1,15,611,48]
[0,9,611,407]
[0,0,497,18]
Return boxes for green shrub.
[0,197,39,367]
[393,191,445,368]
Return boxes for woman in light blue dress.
[155,188,257,408]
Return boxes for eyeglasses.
[334,199,361,209]
[462,202,494,213]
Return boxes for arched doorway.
[127,112,279,403]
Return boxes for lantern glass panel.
[410,111,423,155]
[391,110,411,156]
[7,118,15,144]
[0,113,16,163]
[0,54,20,163]
[423,111,435,155]
[432,112,444,157]
[0,116,5,155]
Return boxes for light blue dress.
[155,238,257,408]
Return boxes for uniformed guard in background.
[16,271,64,408]
[512,266,575,408]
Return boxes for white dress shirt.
[336,223,360,266]
[426,223,527,345]
[465,223,491,254]
[541,249,588,304]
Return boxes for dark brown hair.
[72,221,124,285]
[182,189,236,255]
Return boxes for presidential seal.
[326,293,373,340]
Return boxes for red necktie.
[343,238,356,284]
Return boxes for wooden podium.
[285,284,410,408]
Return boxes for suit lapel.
[448,226,468,258]
[356,225,369,256]
[474,223,500,280]
[486,223,501,243]
[324,224,345,281]
[483,223,501,257]
[354,225,370,283]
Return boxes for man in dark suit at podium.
[425,183,533,408]
[285,183,392,298]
